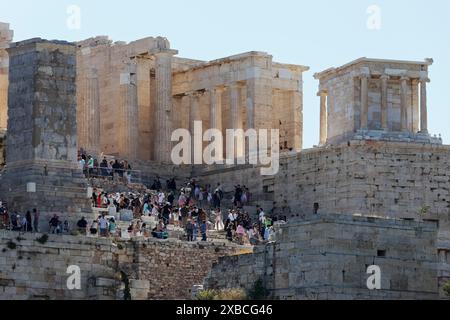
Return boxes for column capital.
[420,77,431,83]
[317,90,328,97]
[211,86,226,94]
[229,81,245,89]
[359,73,370,79]
[400,76,410,82]
[380,74,390,81]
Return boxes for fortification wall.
[204,214,441,300]
[0,230,248,300]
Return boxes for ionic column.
[380,75,389,131]
[85,69,100,153]
[420,77,430,133]
[411,79,420,133]
[120,63,138,160]
[210,87,224,132]
[318,90,327,145]
[153,49,177,163]
[360,74,369,130]
[400,76,409,132]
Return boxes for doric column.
[120,63,138,160]
[360,74,369,130]
[400,76,409,132]
[85,69,100,153]
[210,86,224,131]
[318,90,327,145]
[189,91,201,164]
[230,83,244,158]
[245,80,256,129]
[380,75,389,131]
[230,83,243,130]
[152,49,177,163]
[420,77,430,133]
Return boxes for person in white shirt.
[259,208,266,224]
[158,192,165,205]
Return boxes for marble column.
[400,76,409,132]
[189,91,201,164]
[318,90,327,145]
[230,83,243,130]
[360,75,369,130]
[245,80,256,129]
[210,87,224,132]
[85,69,100,153]
[411,79,420,133]
[153,49,177,163]
[420,77,429,133]
[380,75,389,131]
[121,63,138,160]
[230,83,244,158]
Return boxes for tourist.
[25,211,32,232]
[192,219,198,242]
[98,215,109,237]
[90,219,98,235]
[186,219,194,242]
[33,208,39,233]
[108,218,117,236]
[87,155,94,177]
[49,215,60,234]
[63,220,70,234]
[214,208,224,231]
[225,221,234,242]
[200,220,207,242]
[77,217,88,234]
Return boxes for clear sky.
[1,0,448,148]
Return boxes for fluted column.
[189,91,201,164]
[360,74,369,130]
[400,76,409,132]
[420,77,429,133]
[85,70,100,153]
[380,75,389,131]
[318,90,327,145]
[230,83,244,158]
[210,87,224,131]
[230,83,243,130]
[153,49,177,163]
[120,63,138,160]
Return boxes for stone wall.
[0,39,92,226]
[0,230,248,300]
[204,214,440,300]
[273,140,450,226]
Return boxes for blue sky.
[1,0,448,148]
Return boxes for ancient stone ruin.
[0,22,449,300]
[0,38,91,228]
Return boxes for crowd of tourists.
[78,149,133,183]
[89,177,275,244]
[0,170,277,245]
[0,203,40,232]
